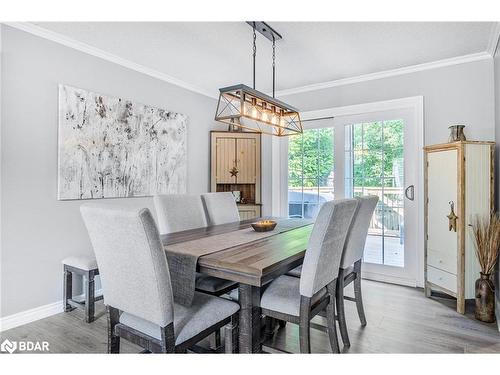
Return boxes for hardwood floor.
[1,280,499,354]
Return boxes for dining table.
[161,217,314,353]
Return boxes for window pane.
[318,128,334,186]
[383,119,404,150]
[383,148,404,182]
[288,133,303,180]
[287,124,334,219]
[362,121,383,152]
[288,179,303,218]
[352,123,363,150]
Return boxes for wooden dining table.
[161,218,314,353]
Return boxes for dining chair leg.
[210,330,221,350]
[107,306,120,354]
[224,314,239,353]
[159,323,176,353]
[326,282,340,353]
[63,267,73,312]
[353,260,367,326]
[299,296,311,354]
[336,268,350,347]
[264,316,274,338]
[84,270,96,323]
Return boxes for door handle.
[404,185,414,201]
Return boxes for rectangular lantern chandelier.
[214,22,303,137]
[215,84,302,136]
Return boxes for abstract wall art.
[57,85,187,200]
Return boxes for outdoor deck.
[363,235,404,267]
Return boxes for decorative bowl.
[251,220,277,232]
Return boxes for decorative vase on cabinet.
[424,141,495,314]
[210,131,262,220]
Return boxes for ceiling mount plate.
[246,21,282,42]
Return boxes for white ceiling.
[35,22,495,97]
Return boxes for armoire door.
[215,137,237,184]
[426,149,458,292]
[236,138,256,184]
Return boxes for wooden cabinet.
[215,137,237,184]
[424,141,494,314]
[238,204,262,220]
[211,132,261,220]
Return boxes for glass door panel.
[345,120,405,268]
[287,120,334,219]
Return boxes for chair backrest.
[300,199,358,298]
[341,195,379,268]
[80,203,174,328]
[153,194,208,234]
[201,192,240,225]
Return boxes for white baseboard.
[0,301,63,332]
[0,290,103,332]
[362,271,417,288]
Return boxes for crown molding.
[3,22,219,99]
[274,52,492,97]
[4,22,495,101]
[487,21,500,57]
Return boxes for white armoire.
[424,141,494,314]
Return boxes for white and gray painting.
[58,85,187,200]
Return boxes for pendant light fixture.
[214,22,303,137]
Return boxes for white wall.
[280,59,495,145]
[0,25,231,318]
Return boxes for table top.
[161,219,313,287]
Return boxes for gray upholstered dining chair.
[153,194,208,234]
[80,203,240,354]
[286,195,379,348]
[201,192,240,225]
[153,194,238,296]
[335,195,378,347]
[260,199,358,353]
[153,194,239,349]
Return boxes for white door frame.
[276,96,425,287]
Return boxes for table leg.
[238,284,261,353]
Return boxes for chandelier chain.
[252,25,257,89]
[272,37,276,98]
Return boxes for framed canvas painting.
[57,85,187,200]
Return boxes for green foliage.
[289,128,334,188]
[289,120,404,188]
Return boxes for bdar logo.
[1,339,17,354]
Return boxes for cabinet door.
[427,150,458,276]
[216,138,236,184]
[236,138,256,183]
[238,205,261,220]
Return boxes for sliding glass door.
[287,109,419,286]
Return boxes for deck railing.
[288,186,403,237]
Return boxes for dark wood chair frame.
[273,259,366,350]
[107,306,239,354]
[261,280,340,354]
[335,259,366,347]
[196,281,239,350]
[63,264,103,323]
